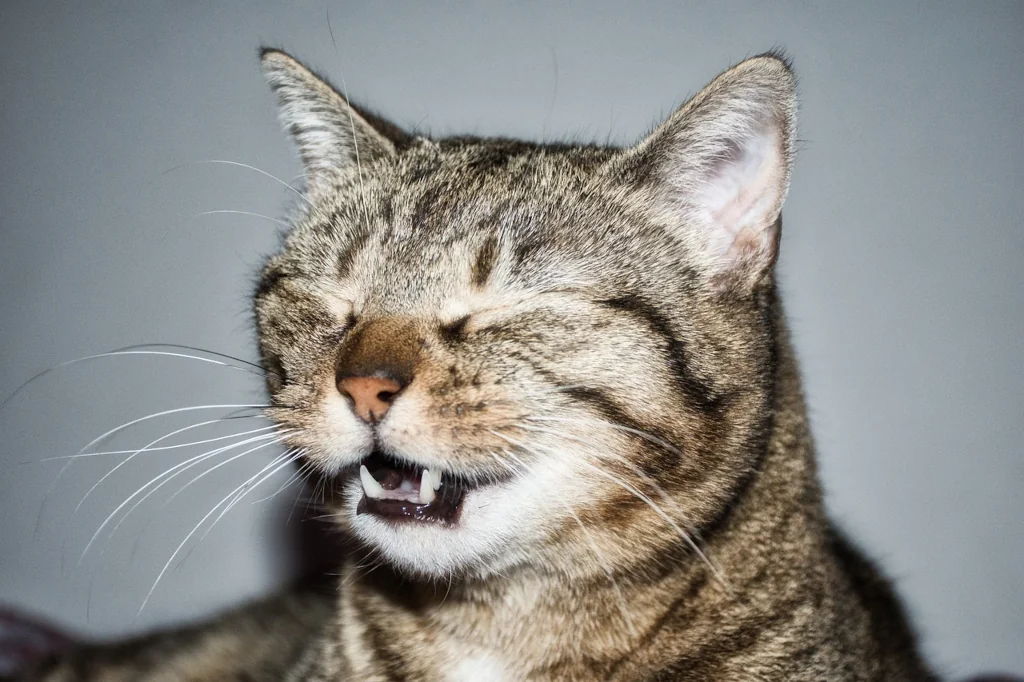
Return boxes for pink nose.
[337,376,403,423]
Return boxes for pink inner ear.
[696,128,784,269]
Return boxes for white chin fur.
[345,461,563,578]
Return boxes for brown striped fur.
[19,49,935,681]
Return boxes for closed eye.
[439,314,472,343]
[455,290,592,335]
[324,311,358,347]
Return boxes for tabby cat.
[20,48,935,681]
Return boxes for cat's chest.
[443,652,514,682]
[338,605,520,681]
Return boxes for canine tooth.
[431,469,442,491]
[419,469,436,504]
[359,465,385,499]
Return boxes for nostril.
[336,375,405,424]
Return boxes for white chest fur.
[446,653,513,682]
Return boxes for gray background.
[1,1,1021,678]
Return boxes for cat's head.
[254,49,796,580]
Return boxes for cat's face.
[255,50,795,579]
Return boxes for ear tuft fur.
[259,48,397,191]
[610,54,797,288]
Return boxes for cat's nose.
[335,317,420,423]
[337,375,404,424]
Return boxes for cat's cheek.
[372,385,489,473]
[375,379,518,470]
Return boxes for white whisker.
[327,9,372,231]
[40,422,275,461]
[493,445,639,637]
[285,462,316,525]
[576,458,727,590]
[489,428,728,590]
[161,431,296,507]
[520,420,716,579]
[526,415,687,461]
[72,410,269,512]
[3,351,267,416]
[519,422,686,517]
[198,448,305,543]
[112,343,276,377]
[196,210,291,228]
[252,453,310,505]
[162,159,311,206]
[78,430,288,563]
[108,431,291,540]
[138,448,300,614]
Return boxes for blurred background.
[1,1,1021,678]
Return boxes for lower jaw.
[356,488,465,525]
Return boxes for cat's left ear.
[606,54,797,289]
[260,48,402,193]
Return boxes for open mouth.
[356,451,466,525]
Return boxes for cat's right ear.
[259,48,399,192]
[604,53,797,290]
